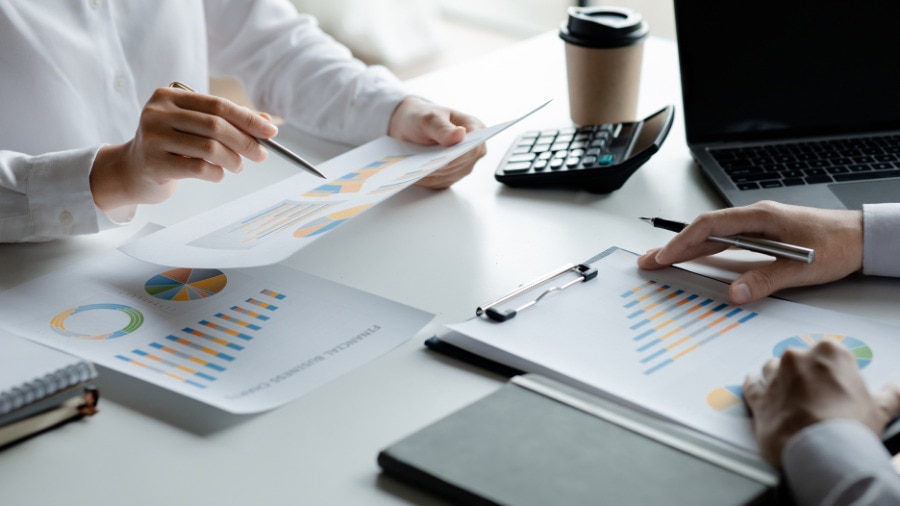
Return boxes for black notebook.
[379,374,784,506]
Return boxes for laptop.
[674,0,900,210]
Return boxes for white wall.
[441,0,676,40]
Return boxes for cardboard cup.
[565,41,644,125]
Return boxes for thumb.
[423,114,466,147]
[874,383,900,421]
[729,261,803,304]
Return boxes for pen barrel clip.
[708,235,815,264]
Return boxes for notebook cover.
[379,375,784,505]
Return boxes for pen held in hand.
[168,81,326,179]
[639,216,815,264]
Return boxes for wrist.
[90,143,131,213]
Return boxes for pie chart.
[706,385,747,417]
[144,268,228,301]
[773,333,872,369]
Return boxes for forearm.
[0,148,102,242]
[783,419,900,506]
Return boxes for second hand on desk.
[640,216,815,264]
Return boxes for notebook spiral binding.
[0,362,96,416]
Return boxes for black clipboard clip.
[476,263,598,322]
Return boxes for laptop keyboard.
[709,135,900,190]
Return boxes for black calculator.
[495,105,674,193]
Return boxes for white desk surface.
[3,32,900,505]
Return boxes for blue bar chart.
[620,280,759,375]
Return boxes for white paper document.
[445,247,900,451]
[0,249,432,414]
[121,102,548,268]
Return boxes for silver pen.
[169,82,326,179]
[640,216,815,264]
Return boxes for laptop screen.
[674,0,900,144]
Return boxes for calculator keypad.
[499,124,622,175]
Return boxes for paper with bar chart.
[0,249,432,414]
[445,247,900,451]
[121,102,548,269]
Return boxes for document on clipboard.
[434,247,900,452]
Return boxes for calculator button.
[508,153,537,163]
[537,151,553,160]
[533,159,548,171]
[565,157,581,167]
[533,143,553,153]
[550,142,570,152]
[503,162,533,174]
[552,150,568,158]
[598,154,615,165]
[549,158,565,169]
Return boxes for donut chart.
[145,268,227,301]
[50,303,144,340]
[773,333,872,369]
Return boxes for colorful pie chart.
[145,268,227,301]
[773,333,872,369]
[706,385,747,417]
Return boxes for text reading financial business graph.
[50,303,144,340]
[115,288,287,389]
[620,280,759,375]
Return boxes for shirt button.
[59,211,74,227]
[114,76,127,91]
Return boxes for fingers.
[162,87,277,167]
[388,97,486,189]
[729,261,805,304]
[875,383,900,421]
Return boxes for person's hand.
[91,86,278,213]
[637,201,863,304]
[743,340,900,466]
[388,96,487,189]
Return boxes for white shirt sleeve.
[0,148,103,242]
[863,203,900,278]
[782,419,900,506]
[203,0,410,146]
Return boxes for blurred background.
[212,0,674,102]
[289,0,676,79]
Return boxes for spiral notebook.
[1,332,96,426]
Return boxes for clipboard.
[425,248,616,376]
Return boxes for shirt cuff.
[863,203,900,277]
[27,147,103,239]
[783,419,893,506]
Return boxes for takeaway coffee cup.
[560,6,649,125]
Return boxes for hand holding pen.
[636,201,864,305]
[91,82,323,214]
[170,82,324,178]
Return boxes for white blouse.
[0,0,407,241]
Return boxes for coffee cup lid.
[559,6,649,48]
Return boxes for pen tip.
[639,216,653,224]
